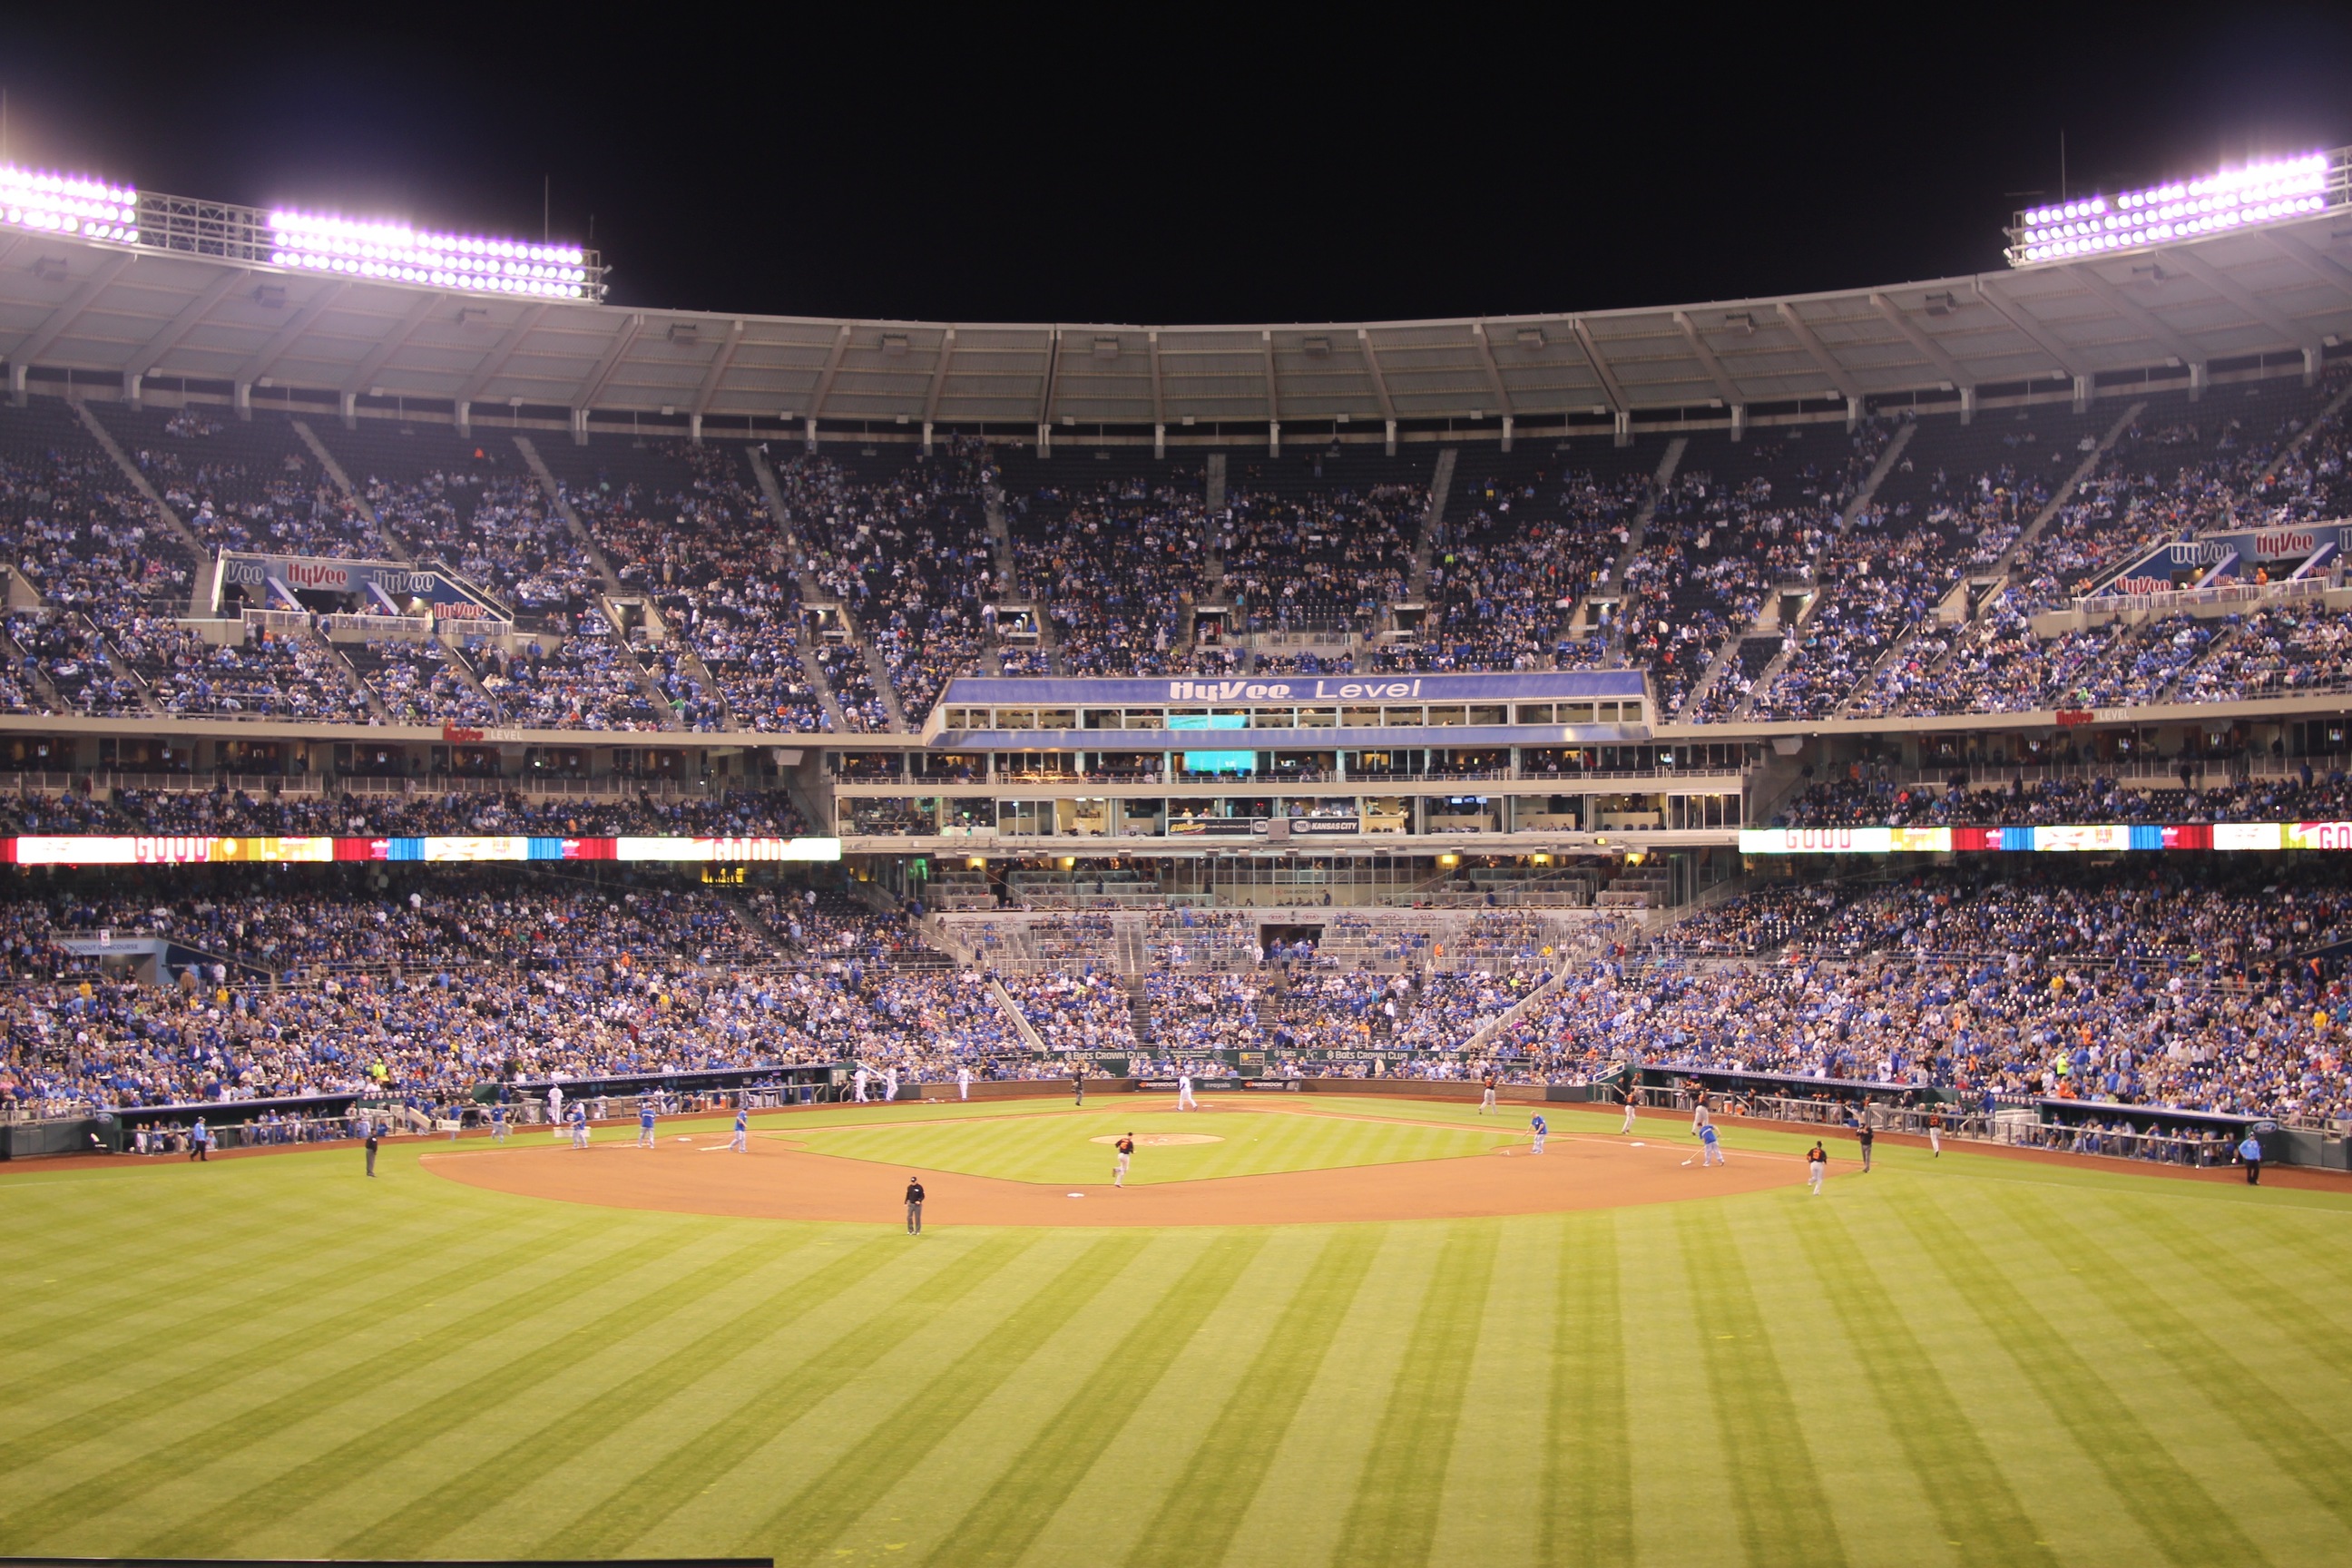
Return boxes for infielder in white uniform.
[547,1083,565,1138]
[956,1065,972,1102]
[1177,1073,1197,1111]
[853,1066,869,1102]
[883,1066,899,1102]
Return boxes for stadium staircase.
[593,593,689,732]
[3,563,42,609]
[1722,423,1921,720]
[1984,400,2146,582]
[1408,446,1457,601]
[741,446,859,730]
[514,436,628,599]
[2256,376,2352,482]
[1603,437,1687,662]
[0,621,66,711]
[72,400,212,613]
[989,978,1048,1049]
[292,420,415,563]
[1464,969,1563,1055]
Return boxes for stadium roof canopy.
[4,214,2352,434]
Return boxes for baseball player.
[1177,1073,1197,1112]
[1619,1077,1640,1133]
[1807,1140,1828,1194]
[490,1102,508,1143]
[1113,1132,1135,1187]
[1478,1071,1499,1114]
[1927,1110,1943,1157]
[1530,1112,1548,1154]
[1073,1064,1086,1106]
[569,1103,590,1149]
[853,1065,870,1102]
[729,1102,749,1152]
[956,1064,972,1102]
[884,1066,900,1102]
[1690,1095,1724,1167]
[547,1083,564,1136]
[637,1092,658,1148]
[1856,1118,1875,1173]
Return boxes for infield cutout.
[1088,1132,1224,1147]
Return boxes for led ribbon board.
[2007,150,2343,266]
[1740,823,2352,854]
[1,836,842,866]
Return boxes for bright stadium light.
[0,162,140,244]
[2005,148,2347,266]
[266,209,594,299]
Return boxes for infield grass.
[783,1102,1520,1182]
[2,1098,2348,1567]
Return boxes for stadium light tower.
[2006,147,2349,267]
[0,157,605,300]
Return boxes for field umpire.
[905,1174,926,1233]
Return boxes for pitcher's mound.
[1089,1132,1223,1147]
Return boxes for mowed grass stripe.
[749,1233,1151,1566]
[551,1232,1046,1559]
[1332,1221,1501,1568]
[2226,1205,2352,1294]
[919,1232,1267,1566]
[0,1227,691,1545]
[2007,1193,2352,1531]
[0,1214,607,1485]
[1791,1205,2056,1568]
[0,1191,338,1342]
[0,1208,526,1406]
[1125,1228,1385,1568]
[1679,1206,1851,1568]
[1542,1211,1632,1567]
[2131,1200,2352,1386]
[1887,1187,2262,1568]
[343,1232,906,1557]
[147,1230,779,1557]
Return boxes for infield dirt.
[424,1103,1805,1225]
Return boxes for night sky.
[7,13,2352,326]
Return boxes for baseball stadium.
[5,33,2352,1568]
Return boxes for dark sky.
[7,12,2352,325]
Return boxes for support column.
[6,362,22,406]
[689,412,703,444]
[2188,361,2208,401]
[1153,422,1165,458]
[1729,404,1746,442]
[2071,375,2091,414]
[1612,410,1631,447]
[1384,416,1397,456]
[804,416,818,455]
[1038,422,1053,457]
[2306,345,2324,386]
[340,390,358,429]
[454,399,470,436]
[569,406,589,445]
[1500,415,1514,452]
[1959,386,1976,425]
[922,420,935,456]
[1268,420,1280,456]
[1845,395,1862,432]
[234,380,253,421]
[124,372,142,407]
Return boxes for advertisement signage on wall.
[2,836,843,867]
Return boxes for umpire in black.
[905,1174,926,1234]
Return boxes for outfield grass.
[787,1103,1519,1182]
[2,1101,2348,1567]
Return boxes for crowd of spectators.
[1775,760,2352,828]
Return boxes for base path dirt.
[424,1111,1803,1227]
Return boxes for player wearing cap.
[1529,1112,1548,1154]
[1113,1133,1135,1187]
